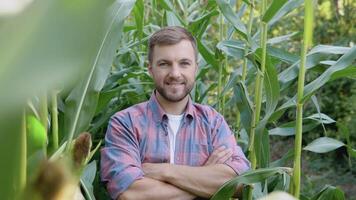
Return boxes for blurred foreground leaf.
[64,0,135,144]
[0,1,113,199]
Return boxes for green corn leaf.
[301,46,356,102]
[216,40,246,59]
[211,167,292,200]
[303,137,345,153]
[233,82,254,132]
[216,0,248,40]
[329,65,356,81]
[267,46,299,64]
[80,161,97,200]
[268,0,303,26]
[350,148,356,158]
[242,0,252,6]
[267,32,297,45]
[157,0,174,11]
[269,127,295,136]
[166,11,183,26]
[262,0,289,23]
[311,185,345,200]
[306,113,335,124]
[197,39,219,71]
[133,0,144,40]
[0,113,23,200]
[279,45,351,90]
[273,47,356,121]
[221,70,239,96]
[189,9,219,39]
[270,149,294,168]
[64,0,135,145]
[263,52,280,118]
[0,1,110,114]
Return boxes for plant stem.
[19,110,27,199]
[39,93,48,134]
[247,0,267,199]
[39,93,48,157]
[51,91,59,151]
[291,0,313,197]
[217,12,224,113]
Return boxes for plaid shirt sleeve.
[212,113,251,175]
[100,114,144,199]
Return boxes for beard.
[155,78,194,102]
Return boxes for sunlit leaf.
[267,32,297,44]
[306,113,335,124]
[211,167,292,200]
[311,185,345,200]
[268,0,303,26]
[304,137,345,153]
[216,0,247,40]
[216,40,245,59]
[80,161,97,200]
[262,0,288,23]
[233,82,254,132]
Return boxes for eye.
[180,61,191,67]
[158,62,168,67]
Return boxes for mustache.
[165,77,186,83]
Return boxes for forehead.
[152,40,196,62]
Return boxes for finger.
[211,145,226,156]
[216,149,233,164]
[206,148,231,165]
[215,148,231,159]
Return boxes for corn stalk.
[236,0,255,135]
[217,12,225,113]
[51,91,59,151]
[247,0,268,199]
[19,110,27,199]
[291,0,314,197]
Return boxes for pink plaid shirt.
[101,92,250,199]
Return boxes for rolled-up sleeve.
[212,114,250,175]
[101,115,144,199]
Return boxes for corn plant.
[290,0,314,197]
[1,0,355,200]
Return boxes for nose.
[168,63,181,78]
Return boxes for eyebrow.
[156,58,193,63]
[180,58,193,63]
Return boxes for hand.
[204,146,233,166]
[142,163,170,181]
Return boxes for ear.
[148,63,153,77]
[194,62,198,74]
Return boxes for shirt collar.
[148,90,194,123]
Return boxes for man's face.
[148,40,197,103]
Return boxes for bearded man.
[101,26,250,200]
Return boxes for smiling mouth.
[166,82,184,85]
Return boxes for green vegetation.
[0,0,355,199]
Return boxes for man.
[101,26,250,200]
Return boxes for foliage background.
[0,0,355,199]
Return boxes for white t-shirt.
[166,113,184,164]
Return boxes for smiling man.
[101,26,250,200]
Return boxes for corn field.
[0,0,355,199]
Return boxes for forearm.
[119,177,196,200]
[163,164,236,198]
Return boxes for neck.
[155,92,188,115]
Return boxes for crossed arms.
[101,113,250,200]
[119,147,238,200]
